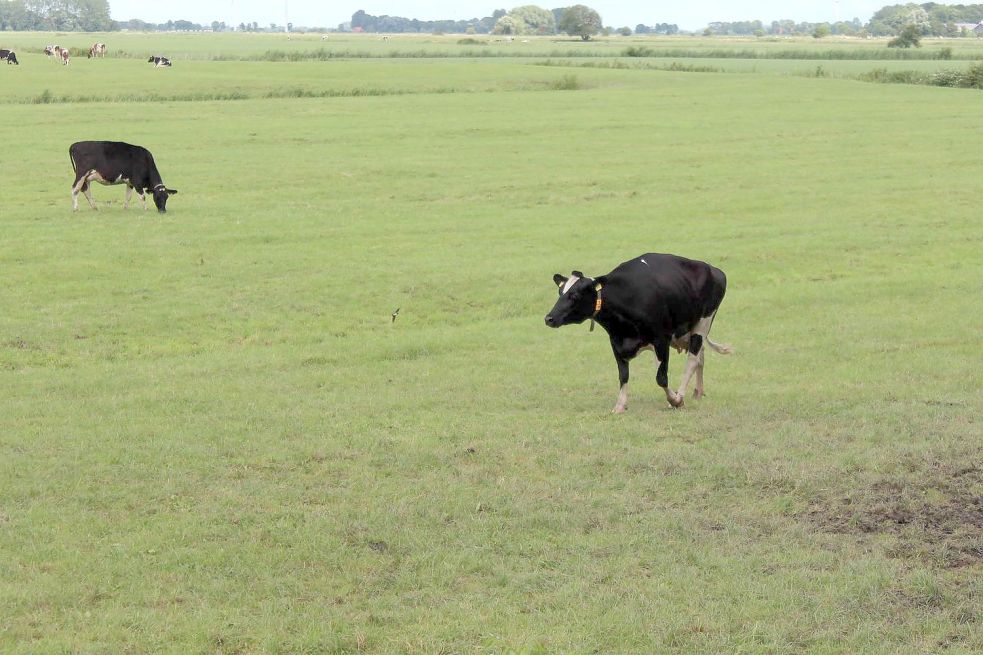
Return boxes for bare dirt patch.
[805,461,982,568]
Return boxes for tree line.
[0,1,980,36]
[350,6,607,40]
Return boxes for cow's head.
[545,271,599,328]
[151,185,178,213]
[7,53,17,65]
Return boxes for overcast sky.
[110,2,891,30]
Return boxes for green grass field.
[0,32,980,654]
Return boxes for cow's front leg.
[612,353,630,414]
[124,184,133,209]
[655,341,683,408]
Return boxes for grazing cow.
[88,42,107,58]
[148,55,172,67]
[545,253,731,413]
[69,141,178,213]
[0,49,18,65]
[44,44,57,57]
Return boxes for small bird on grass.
[391,308,400,323]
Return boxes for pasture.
[0,33,980,654]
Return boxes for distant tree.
[19,0,113,31]
[618,26,631,36]
[813,23,831,38]
[508,5,555,34]
[493,14,525,34]
[558,4,602,40]
[888,23,922,47]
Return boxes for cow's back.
[70,141,153,176]
[604,253,726,333]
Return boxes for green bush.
[930,69,966,87]
[964,62,983,89]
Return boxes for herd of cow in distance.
[7,40,732,414]
[0,42,171,67]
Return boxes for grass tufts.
[31,89,54,104]
[550,74,581,90]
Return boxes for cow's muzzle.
[544,315,559,328]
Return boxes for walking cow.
[88,43,107,58]
[0,49,18,65]
[69,141,178,213]
[544,253,731,413]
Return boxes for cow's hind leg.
[72,174,96,211]
[693,349,706,399]
[124,185,133,209]
[674,313,716,406]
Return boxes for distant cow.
[545,253,730,413]
[88,43,107,58]
[148,55,172,67]
[44,44,57,57]
[0,49,18,65]
[57,47,69,65]
[69,141,178,213]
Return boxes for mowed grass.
[0,41,981,654]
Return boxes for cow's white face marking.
[641,258,648,266]
[561,276,580,295]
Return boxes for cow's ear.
[571,270,585,279]
[553,274,567,288]
[166,189,178,195]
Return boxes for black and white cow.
[545,253,730,413]
[148,55,172,67]
[0,49,18,65]
[69,141,178,213]
[44,44,57,58]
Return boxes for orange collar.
[589,282,603,332]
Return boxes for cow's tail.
[68,146,77,174]
[706,338,732,355]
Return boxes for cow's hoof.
[667,393,684,408]
[693,388,705,400]
[612,405,627,414]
